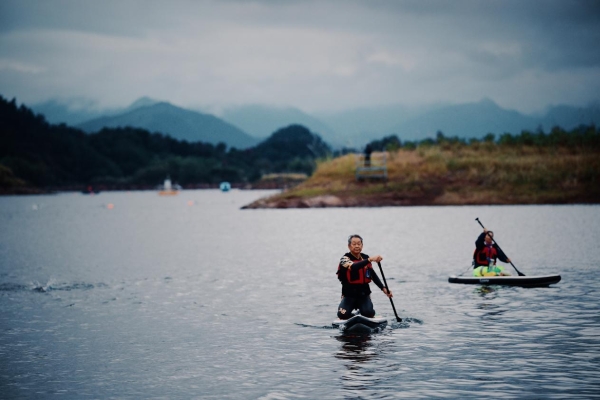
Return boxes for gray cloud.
[0,0,599,113]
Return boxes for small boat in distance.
[158,176,181,196]
[220,182,231,192]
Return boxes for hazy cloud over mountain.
[1,0,599,114]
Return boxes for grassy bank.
[244,143,600,208]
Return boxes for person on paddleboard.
[336,234,393,320]
[473,228,511,277]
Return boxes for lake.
[1,190,599,399]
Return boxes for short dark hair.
[348,234,363,245]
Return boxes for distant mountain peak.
[125,96,161,111]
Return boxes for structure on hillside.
[355,152,387,181]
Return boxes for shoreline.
[242,146,600,209]
[241,192,599,209]
[0,183,285,196]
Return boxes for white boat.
[158,177,181,196]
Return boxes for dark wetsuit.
[336,252,385,319]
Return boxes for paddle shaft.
[376,262,402,322]
[475,218,525,276]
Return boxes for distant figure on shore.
[364,144,372,167]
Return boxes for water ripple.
[1,195,599,398]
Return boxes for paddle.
[475,218,526,276]
[376,262,402,322]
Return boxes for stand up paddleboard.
[448,274,561,288]
[332,315,388,333]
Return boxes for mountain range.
[76,101,258,149]
[29,96,600,149]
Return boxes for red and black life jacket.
[337,255,373,284]
[473,245,498,266]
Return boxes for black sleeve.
[495,245,509,262]
[349,259,371,270]
[370,269,385,291]
[475,232,486,249]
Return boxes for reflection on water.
[473,286,508,317]
[474,285,498,297]
[333,320,421,398]
[335,334,377,362]
[334,334,383,396]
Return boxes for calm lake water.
[1,190,599,399]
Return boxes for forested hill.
[0,96,332,193]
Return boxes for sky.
[1,0,599,114]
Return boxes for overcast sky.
[1,0,599,114]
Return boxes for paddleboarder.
[336,234,393,320]
[473,228,512,276]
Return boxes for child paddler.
[336,234,393,320]
[473,228,512,276]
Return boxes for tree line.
[0,96,331,192]
[361,126,600,153]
